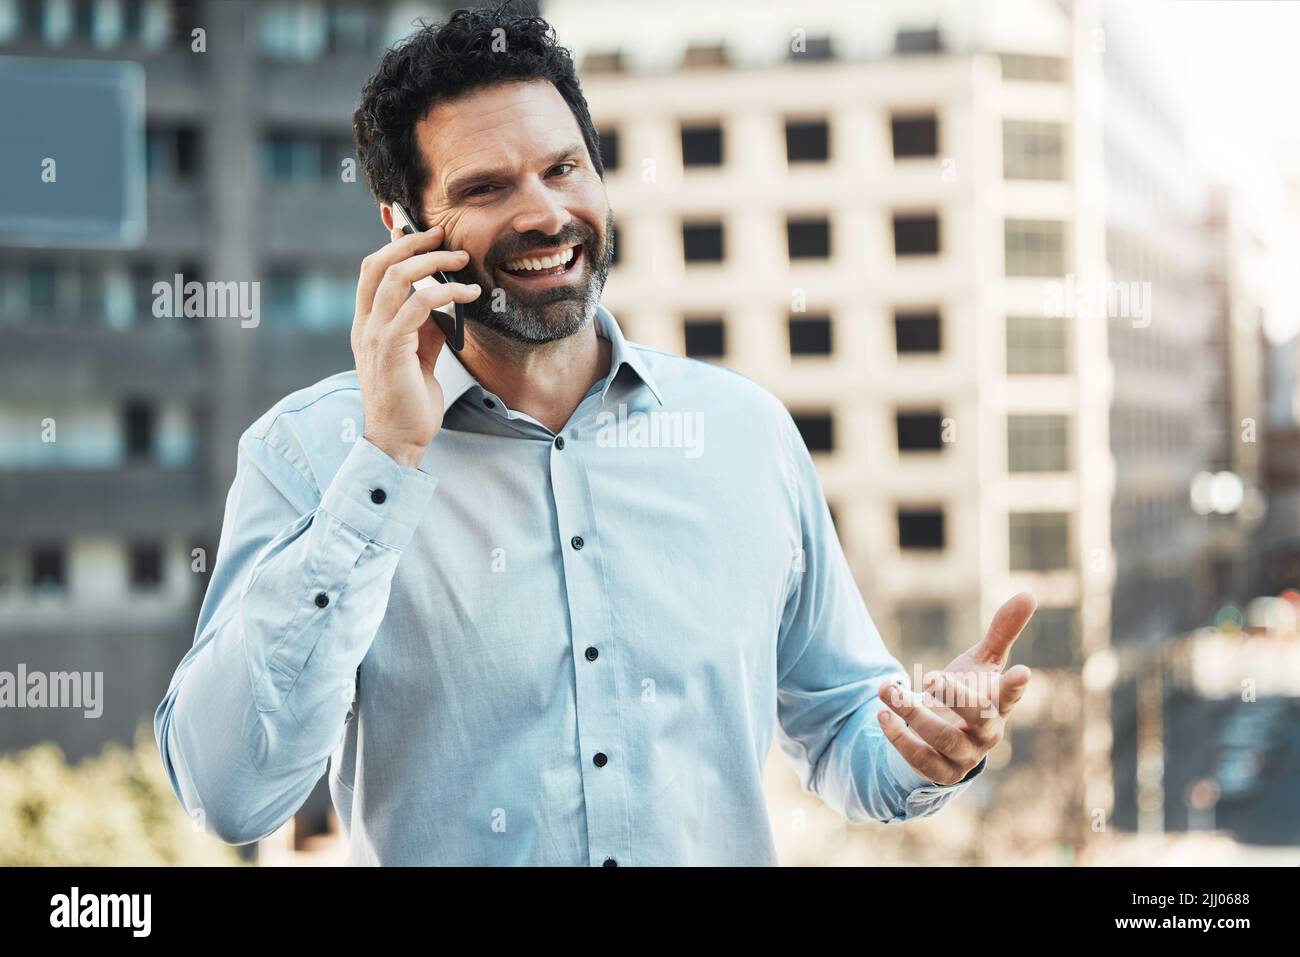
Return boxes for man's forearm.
[154,436,436,844]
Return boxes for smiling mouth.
[497,244,583,282]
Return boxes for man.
[155,5,1035,866]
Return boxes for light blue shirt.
[155,304,983,866]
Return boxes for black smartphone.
[390,201,465,352]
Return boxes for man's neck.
[457,318,612,434]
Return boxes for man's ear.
[379,203,397,232]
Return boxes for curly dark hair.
[352,2,604,219]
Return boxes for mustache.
[486,225,595,268]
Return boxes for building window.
[894,213,940,256]
[1016,606,1078,668]
[10,0,43,41]
[898,508,945,550]
[898,603,950,656]
[1006,315,1067,374]
[123,400,155,461]
[895,310,941,353]
[1005,219,1065,276]
[683,43,728,68]
[789,315,832,356]
[897,411,945,452]
[896,28,942,54]
[262,132,353,184]
[791,412,834,453]
[789,35,833,61]
[263,133,317,182]
[682,222,725,263]
[1008,415,1070,472]
[1003,119,1065,180]
[596,128,619,173]
[683,317,725,359]
[31,545,66,592]
[787,217,831,260]
[582,50,624,73]
[1009,512,1070,570]
[322,2,373,55]
[70,0,95,40]
[26,264,57,317]
[786,119,830,163]
[146,126,200,183]
[257,1,378,60]
[129,543,163,590]
[681,124,723,167]
[320,134,356,180]
[1000,53,1065,82]
[891,114,938,158]
[265,268,356,329]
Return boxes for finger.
[925,670,997,731]
[385,282,481,338]
[911,669,959,723]
[416,316,447,376]
[354,225,446,323]
[997,664,1032,717]
[972,592,1037,668]
[876,708,958,785]
[880,681,980,768]
[371,249,473,324]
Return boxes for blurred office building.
[1254,165,1300,598]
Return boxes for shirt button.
[314,592,329,608]
[570,535,584,550]
[585,646,599,661]
[593,752,608,767]
[554,435,565,450]
[602,857,618,867]
[370,488,386,504]
[483,398,496,409]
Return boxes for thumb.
[972,592,1037,668]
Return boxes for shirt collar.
[432,303,664,415]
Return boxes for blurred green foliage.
[0,722,244,866]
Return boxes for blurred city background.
[2,0,1299,866]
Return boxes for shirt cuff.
[318,437,438,550]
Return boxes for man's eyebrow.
[443,144,586,198]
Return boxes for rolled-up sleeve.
[772,409,984,825]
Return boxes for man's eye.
[550,163,575,177]
[466,184,495,197]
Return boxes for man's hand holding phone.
[351,225,481,468]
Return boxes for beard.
[447,208,616,345]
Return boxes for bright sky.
[1169,0,1300,168]
[1161,1,1300,341]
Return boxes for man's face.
[410,80,613,344]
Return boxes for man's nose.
[509,176,569,238]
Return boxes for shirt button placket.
[548,426,631,866]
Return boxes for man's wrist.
[363,433,428,469]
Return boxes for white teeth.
[503,246,575,272]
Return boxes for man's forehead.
[416,81,581,188]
